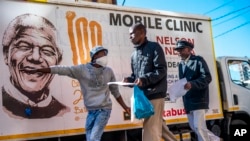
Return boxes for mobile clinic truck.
[0,0,250,141]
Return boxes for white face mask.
[95,56,108,67]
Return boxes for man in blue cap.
[174,40,212,141]
[24,46,130,141]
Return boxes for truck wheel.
[207,120,222,137]
[231,119,247,125]
[210,123,221,137]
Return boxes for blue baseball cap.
[174,40,194,50]
[90,46,108,59]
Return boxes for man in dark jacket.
[123,23,176,141]
[174,40,212,141]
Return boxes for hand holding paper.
[168,78,188,102]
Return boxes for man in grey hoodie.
[23,46,130,141]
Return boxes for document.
[168,78,188,102]
[107,81,135,86]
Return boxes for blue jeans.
[85,109,111,141]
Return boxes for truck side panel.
[0,0,222,140]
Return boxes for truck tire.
[207,120,222,137]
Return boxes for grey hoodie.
[50,63,120,110]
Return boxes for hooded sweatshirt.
[50,63,121,110]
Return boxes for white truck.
[0,0,249,141]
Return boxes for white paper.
[107,81,135,86]
[168,78,188,102]
[130,94,135,122]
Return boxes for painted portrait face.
[6,28,59,94]
[3,14,62,96]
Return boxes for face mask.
[95,56,108,67]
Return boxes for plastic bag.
[133,85,154,119]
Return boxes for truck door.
[227,59,250,115]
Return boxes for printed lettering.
[164,47,178,55]
[73,89,83,105]
[167,62,179,68]
[72,80,80,87]
[234,129,247,136]
[165,19,203,33]
[156,36,194,46]
[163,108,186,117]
[66,11,102,65]
[74,106,87,114]
[109,13,162,29]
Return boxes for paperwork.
[168,78,188,102]
[107,81,135,86]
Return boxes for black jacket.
[178,55,212,113]
[127,39,167,100]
